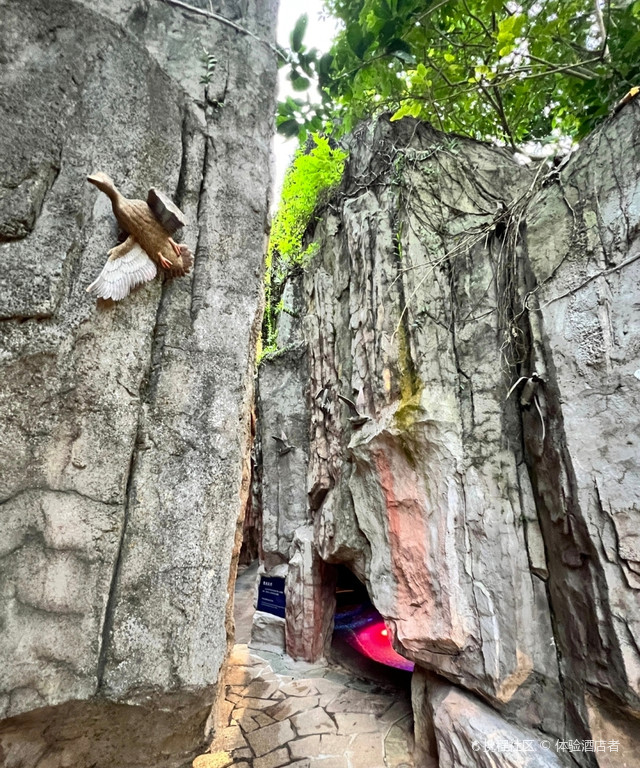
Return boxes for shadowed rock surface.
[0,0,277,765]
[256,107,640,766]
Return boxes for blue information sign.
[257,576,286,618]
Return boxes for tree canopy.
[278,0,640,146]
[264,1,640,352]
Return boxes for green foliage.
[199,49,217,85]
[276,14,336,139]
[261,135,348,352]
[278,1,640,145]
[270,135,347,262]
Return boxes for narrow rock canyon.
[1,1,639,767]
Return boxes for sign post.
[257,576,286,618]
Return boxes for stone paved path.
[193,644,414,768]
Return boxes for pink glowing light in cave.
[345,620,414,672]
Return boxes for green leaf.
[346,24,363,56]
[390,102,414,121]
[298,53,315,78]
[277,118,301,137]
[291,74,311,91]
[275,0,637,175]
[377,0,393,21]
[496,13,525,49]
[318,53,334,75]
[622,29,640,57]
[379,20,398,44]
[291,14,308,52]
[346,25,374,59]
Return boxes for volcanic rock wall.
[256,108,640,767]
[0,0,277,765]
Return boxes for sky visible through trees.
[276,0,640,157]
[276,0,336,192]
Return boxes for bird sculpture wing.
[87,236,157,301]
[338,394,360,416]
[145,189,194,275]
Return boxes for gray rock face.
[414,671,568,768]
[525,113,640,724]
[256,108,640,764]
[256,342,338,660]
[0,0,277,765]
[258,343,311,568]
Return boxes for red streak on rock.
[373,448,433,648]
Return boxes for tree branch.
[540,252,640,307]
[526,52,596,81]
[462,0,492,37]
[479,83,515,148]
[593,0,610,60]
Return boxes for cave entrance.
[328,564,414,689]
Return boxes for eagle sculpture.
[86,172,193,301]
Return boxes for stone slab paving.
[193,645,414,768]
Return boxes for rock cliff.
[0,0,277,765]
[256,107,640,766]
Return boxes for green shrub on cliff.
[261,134,347,356]
[270,134,347,263]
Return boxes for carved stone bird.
[506,372,546,442]
[338,393,369,428]
[86,172,193,301]
[272,431,294,456]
